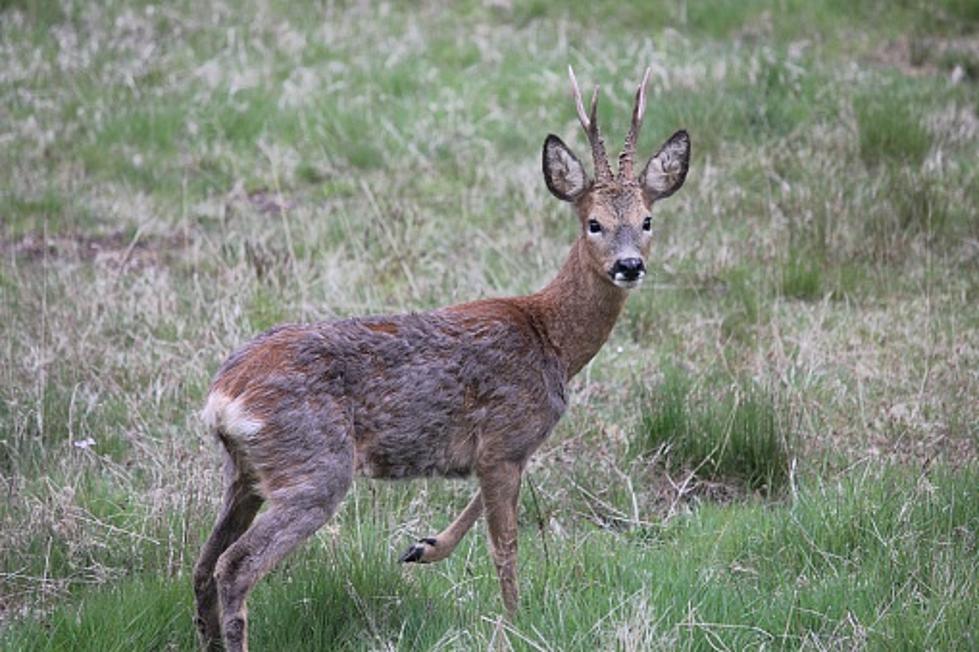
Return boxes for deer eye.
[642,216,652,231]
[587,219,602,234]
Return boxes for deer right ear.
[542,134,589,202]
[639,130,690,204]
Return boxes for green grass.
[3,467,975,650]
[782,249,824,301]
[1,0,978,648]
[719,266,765,343]
[855,91,932,169]
[632,370,791,495]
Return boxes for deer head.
[542,66,690,289]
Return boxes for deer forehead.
[584,184,646,222]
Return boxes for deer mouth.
[610,271,645,289]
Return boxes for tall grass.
[855,92,931,169]
[632,370,791,495]
[781,249,823,301]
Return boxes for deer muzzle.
[610,257,645,288]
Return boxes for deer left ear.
[639,130,690,204]
[543,134,589,202]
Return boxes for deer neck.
[525,238,629,379]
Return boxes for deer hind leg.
[399,490,483,564]
[478,461,523,616]
[213,498,342,652]
[194,447,264,651]
[214,420,354,652]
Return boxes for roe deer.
[193,66,690,651]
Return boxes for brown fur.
[193,68,690,651]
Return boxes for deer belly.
[353,424,477,480]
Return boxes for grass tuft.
[781,249,823,301]
[855,93,931,169]
[719,267,763,343]
[632,370,791,495]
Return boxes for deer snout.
[611,257,645,286]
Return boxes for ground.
[1,0,977,649]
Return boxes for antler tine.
[588,84,600,128]
[618,66,652,181]
[568,66,613,183]
[568,65,590,130]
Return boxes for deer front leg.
[478,461,522,616]
[400,490,483,563]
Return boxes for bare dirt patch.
[2,229,193,271]
[874,34,979,81]
[245,189,297,216]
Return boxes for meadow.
[1,0,977,649]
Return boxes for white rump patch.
[201,392,264,439]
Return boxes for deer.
[192,66,690,651]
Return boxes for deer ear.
[543,134,589,202]
[639,130,690,204]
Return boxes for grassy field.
[1,0,978,649]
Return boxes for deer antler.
[618,66,651,182]
[568,66,613,184]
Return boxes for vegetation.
[1,0,977,649]
[632,370,790,495]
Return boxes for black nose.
[613,258,645,281]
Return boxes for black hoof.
[399,538,437,563]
